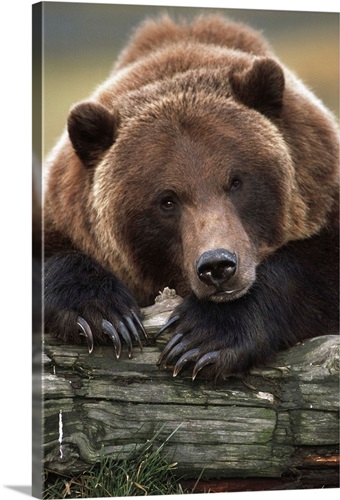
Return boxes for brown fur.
[44,15,339,376]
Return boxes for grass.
[43,426,193,498]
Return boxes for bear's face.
[91,93,297,303]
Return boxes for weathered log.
[42,289,339,486]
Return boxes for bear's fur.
[44,15,339,380]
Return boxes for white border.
[1,0,339,499]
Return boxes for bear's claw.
[78,311,146,359]
[192,351,219,380]
[157,332,184,366]
[77,316,94,354]
[131,309,148,338]
[162,341,220,379]
[102,319,122,359]
[123,314,143,352]
[173,348,201,377]
[161,340,193,368]
[116,320,134,358]
[155,315,180,338]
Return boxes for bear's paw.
[44,252,147,358]
[156,293,271,380]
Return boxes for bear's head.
[67,57,336,304]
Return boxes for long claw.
[117,320,133,358]
[77,316,94,354]
[157,333,183,366]
[162,340,191,368]
[155,315,180,339]
[124,315,143,352]
[102,319,121,359]
[192,351,219,381]
[173,348,201,377]
[131,309,148,339]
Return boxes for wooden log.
[41,289,339,485]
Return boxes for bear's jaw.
[192,279,253,303]
[209,285,251,302]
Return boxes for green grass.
[43,427,192,498]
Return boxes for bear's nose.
[196,248,237,288]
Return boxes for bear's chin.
[212,288,249,302]
[197,285,251,303]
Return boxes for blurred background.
[34,2,339,158]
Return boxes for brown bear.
[44,15,339,380]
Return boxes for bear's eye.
[230,177,242,191]
[160,197,177,211]
[159,191,179,214]
[162,199,175,209]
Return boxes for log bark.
[41,289,339,487]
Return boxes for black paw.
[76,309,146,359]
[44,252,147,358]
[156,294,269,380]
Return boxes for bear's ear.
[67,101,117,167]
[230,57,285,118]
